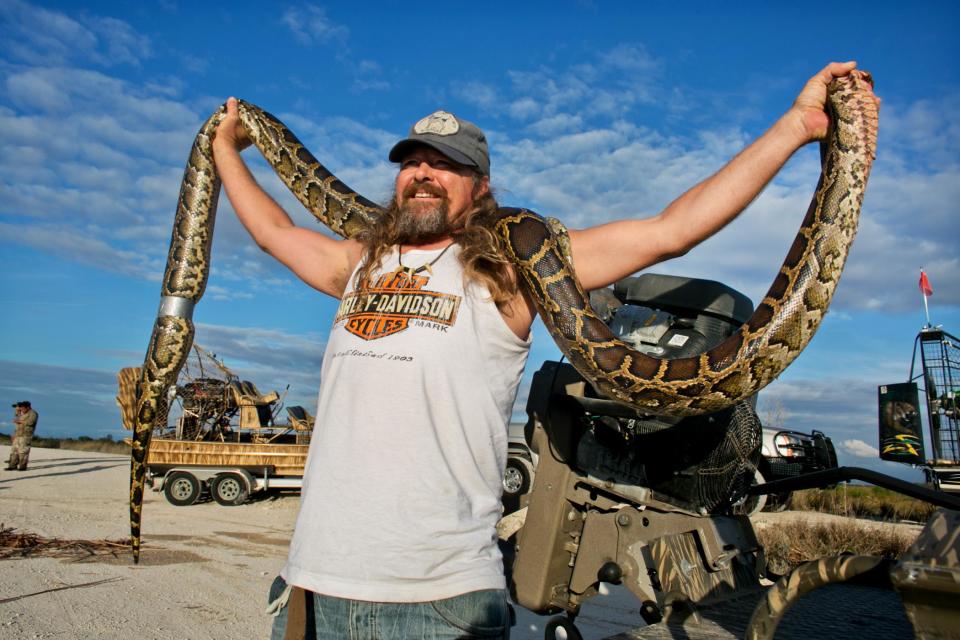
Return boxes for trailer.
[144,437,308,506]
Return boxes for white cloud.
[5,69,60,111]
[193,322,327,405]
[0,359,127,439]
[1,19,957,327]
[479,51,959,314]
[281,4,349,46]
[839,439,880,458]
[206,285,255,302]
[598,43,659,73]
[526,113,584,137]
[87,16,151,66]
[0,0,150,67]
[455,81,500,110]
[0,221,161,280]
[508,97,540,120]
[0,51,397,299]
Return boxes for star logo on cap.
[413,111,460,136]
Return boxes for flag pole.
[920,268,932,327]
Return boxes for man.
[6,402,22,470]
[7,401,38,471]
[213,61,876,639]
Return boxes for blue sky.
[0,1,957,482]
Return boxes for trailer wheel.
[211,473,249,506]
[164,471,201,506]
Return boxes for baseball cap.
[389,110,490,176]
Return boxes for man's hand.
[790,61,877,142]
[214,97,251,152]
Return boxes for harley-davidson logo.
[335,270,460,340]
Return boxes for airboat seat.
[238,380,280,405]
[286,406,315,432]
[229,380,277,430]
[115,366,141,431]
[228,380,249,404]
[229,380,279,407]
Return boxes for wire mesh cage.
[917,328,960,463]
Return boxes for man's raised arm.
[212,97,363,298]
[568,61,877,291]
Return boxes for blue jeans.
[268,576,512,639]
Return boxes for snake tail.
[129,109,223,562]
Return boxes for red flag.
[919,270,933,297]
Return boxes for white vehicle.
[503,422,537,500]
[735,427,838,515]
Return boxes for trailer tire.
[211,473,249,506]
[164,471,201,506]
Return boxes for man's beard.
[397,189,455,244]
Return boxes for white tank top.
[282,244,531,602]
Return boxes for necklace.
[396,243,453,277]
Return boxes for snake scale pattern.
[129,71,877,561]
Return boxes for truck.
[748,426,838,512]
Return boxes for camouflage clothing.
[7,408,37,470]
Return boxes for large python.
[129,71,877,560]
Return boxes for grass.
[789,485,937,522]
[0,432,129,455]
[756,517,916,576]
[757,484,934,576]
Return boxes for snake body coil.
[130,72,877,560]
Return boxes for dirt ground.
[0,446,297,639]
[0,446,926,640]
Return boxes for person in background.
[5,402,22,470]
[7,401,38,471]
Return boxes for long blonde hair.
[354,188,518,307]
